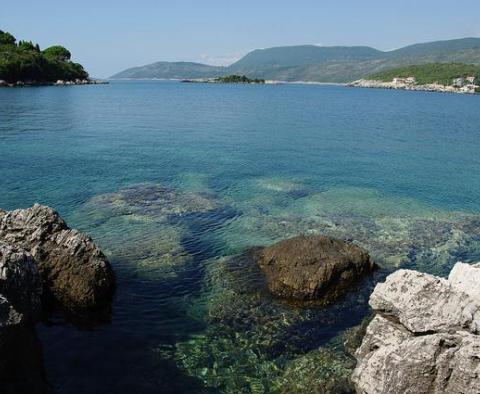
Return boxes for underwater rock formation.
[75,183,228,279]
[82,183,220,222]
[252,235,376,303]
[352,263,480,394]
[168,252,375,393]
[0,204,115,314]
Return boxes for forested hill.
[0,30,88,83]
[111,37,480,83]
[368,63,480,86]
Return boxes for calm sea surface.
[1,81,480,393]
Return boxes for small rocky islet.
[1,184,479,393]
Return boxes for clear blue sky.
[2,0,480,78]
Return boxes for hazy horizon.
[2,0,480,78]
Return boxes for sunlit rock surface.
[352,263,480,394]
[0,204,115,314]
[252,235,375,303]
[0,241,42,320]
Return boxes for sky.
[2,0,480,78]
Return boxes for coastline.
[0,79,109,88]
[109,77,348,86]
[349,79,479,95]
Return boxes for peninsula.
[350,63,480,94]
[0,30,105,87]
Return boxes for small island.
[181,74,265,84]
[350,63,480,94]
[0,30,105,87]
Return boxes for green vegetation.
[368,63,480,85]
[0,30,88,83]
[214,74,265,84]
[111,37,480,83]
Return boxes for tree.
[0,30,16,46]
[18,40,39,52]
[42,45,71,61]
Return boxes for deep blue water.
[1,81,480,393]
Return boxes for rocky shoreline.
[353,262,480,393]
[349,79,479,95]
[0,204,115,393]
[0,79,109,87]
[1,201,479,393]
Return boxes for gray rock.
[0,294,23,328]
[0,241,42,320]
[449,262,480,302]
[0,204,115,314]
[0,254,49,394]
[369,269,480,334]
[352,263,480,394]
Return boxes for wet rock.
[352,263,480,394]
[0,241,42,320]
[252,235,376,303]
[0,246,49,394]
[0,204,115,314]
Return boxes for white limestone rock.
[353,262,480,394]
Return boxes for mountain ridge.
[111,37,480,83]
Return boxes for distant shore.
[349,79,479,95]
[0,79,109,88]
[109,77,347,86]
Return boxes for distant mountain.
[228,45,383,69]
[111,61,223,80]
[110,38,480,83]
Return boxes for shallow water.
[1,81,480,393]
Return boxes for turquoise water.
[1,81,480,393]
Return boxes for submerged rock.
[82,183,220,222]
[219,185,480,275]
[169,252,375,393]
[352,262,480,394]
[273,349,355,394]
[75,183,228,279]
[0,204,115,314]
[252,235,376,303]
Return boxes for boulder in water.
[252,235,376,303]
[0,204,115,315]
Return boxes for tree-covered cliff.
[0,30,88,83]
